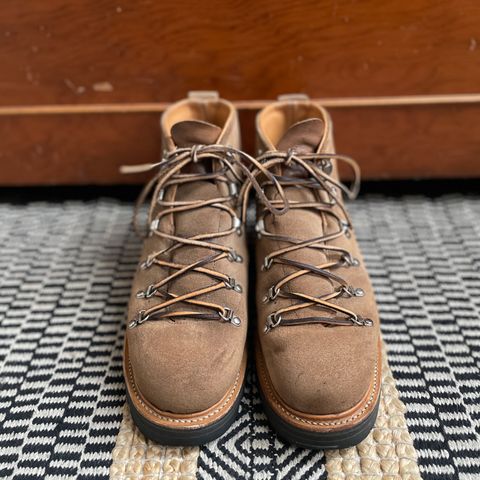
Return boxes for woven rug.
[1,194,479,479]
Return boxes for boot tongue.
[275,118,325,180]
[170,120,221,148]
[276,118,324,154]
[170,120,222,174]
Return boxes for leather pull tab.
[277,93,310,102]
[188,90,220,101]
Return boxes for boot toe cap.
[127,322,244,414]
[263,328,378,415]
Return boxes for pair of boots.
[122,92,381,449]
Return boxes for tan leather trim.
[255,336,382,432]
[123,340,247,430]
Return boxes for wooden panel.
[0,113,161,185]
[331,105,480,180]
[0,0,479,105]
[1,104,479,185]
[0,1,479,184]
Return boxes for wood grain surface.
[2,0,479,103]
[0,1,479,184]
[1,104,479,185]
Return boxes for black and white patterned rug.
[0,194,479,479]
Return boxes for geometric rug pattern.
[324,344,420,480]
[0,194,479,479]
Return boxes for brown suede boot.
[253,95,381,449]
[123,92,253,445]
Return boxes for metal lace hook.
[351,316,374,327]
[340,286,365,298]
[342,254,360,267]
[262,257,274,271]
[140,256,155,270]
[255,218,265,239]
[264,313,282,333]
[263,285,280,303]
[128,310,150,329]
[227,250,243,263]
[136,284,158,299]
[224,277,243,293]
[319,158,333,174]
[218,308,241,326]
[233,216,242,235]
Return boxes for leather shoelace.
[121,144,289,329]
[251,149,374,333]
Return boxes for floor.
[0,189,479,479]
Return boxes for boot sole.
[255,336,382,449]
[124,341,247,446]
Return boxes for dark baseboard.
[0,179,478,204]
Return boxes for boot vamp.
[127,180,247,414]
[257,187,380,414]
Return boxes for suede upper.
[125,96,248,414]
[255,99,381,415]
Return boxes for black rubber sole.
[260,389,380,450]
[126,384,244,446]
